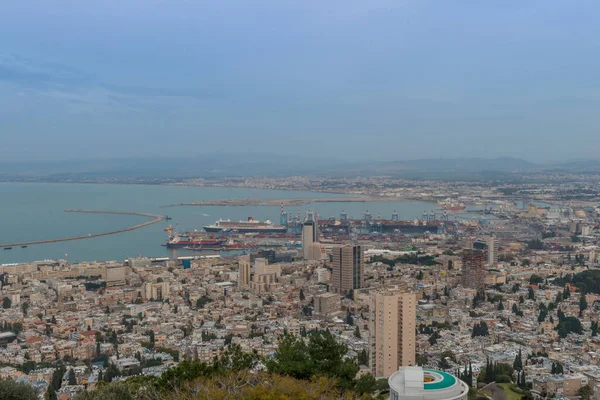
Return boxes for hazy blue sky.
[1,0,599,163]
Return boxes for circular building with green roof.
[388,367,469,400]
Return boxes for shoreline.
[0,210,164,249]
[160,196,426,208]
[0,180,357,197]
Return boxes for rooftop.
[389,367,468,400]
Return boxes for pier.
[0,210,164,248]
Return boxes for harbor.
[0,183,473,263]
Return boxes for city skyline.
[3,1,600,399]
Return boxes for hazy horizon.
[2,1,600,163]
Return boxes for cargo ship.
[203,218,287,233]
[164,233,224,249]
[184,240,249,251]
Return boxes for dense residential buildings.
[3,177,600,399]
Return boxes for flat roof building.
[388,367,469,400]
[332,245,364,295]
[370,289,416,377]
[302,221,319,260]
[314,292,341,316]
[461,249,486,290]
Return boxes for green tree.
[104,363,121,383]
[359,349,368,366]
[416,270,424,280]
[75,382,135,400]
[513,348,523,371]
[498,300,504,311]
[528,287,535,300]
[519,295,525,304]
[591,321,599,337]
[354,326,361,339]
[471,321,489,337]
[429,331,441,345]
[2,297,12,309]
[299,288,305,301]
[67,368,77,385]
[307,330,359,389]
[0,379,39,400]
[527,239,544,250]
[196,295,212,309]
[266,333,313,380]
[579,385,593,400]
[580,293,588,317]
[416,353,428,366]
[439,355,451,370]
[472,291,485,308]
[354,373,377,394]
[556,316,583,338]
[147,330,155,346]
[215,343,259,372]
[266,331,359,390]
[538,308,548,323]
[47,363,66,400]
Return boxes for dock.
[0,209,164,248]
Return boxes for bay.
[0,183,439,264]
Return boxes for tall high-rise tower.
[462,249,486,290]
[237,255,251,288]
[486,234,498,265]
[370,289,417,377]
[302,220,318,259]
[331,245,364,295]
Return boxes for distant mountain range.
[1,155,600,181]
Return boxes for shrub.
[0,380,39,400]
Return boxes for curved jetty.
[0,210,164,248]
